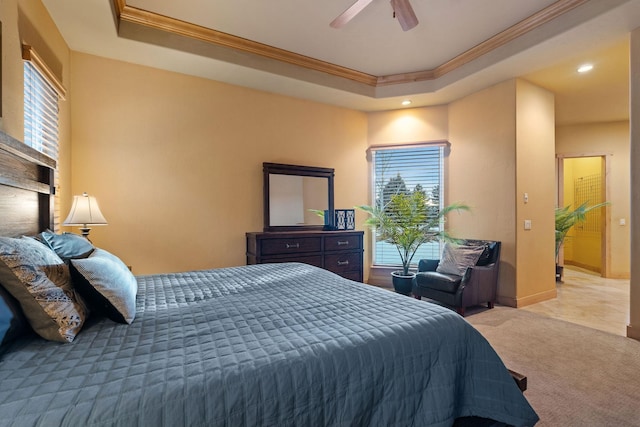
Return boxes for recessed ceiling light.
[401,99,412,106]
[577,64,594,73]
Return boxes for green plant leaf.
[357,191,470,274]
[555,201,609,262]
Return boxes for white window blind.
[23,45,65,231]
[370,143,445,267]
[24,60,59,160]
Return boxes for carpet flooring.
[465,306,640,427]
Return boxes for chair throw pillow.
[0,237,87,343]
[436,243,486,277]
[70,249,137,324]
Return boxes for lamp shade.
[63,193,108,226]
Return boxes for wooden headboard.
[0,131,56,237]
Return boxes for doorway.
[556,155,610,276]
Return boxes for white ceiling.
[42,0,640,123]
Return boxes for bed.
[0,133,538,426]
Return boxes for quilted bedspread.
[0,263,538,426]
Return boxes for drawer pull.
[337,260,350,266]
[285,243,300,249]
[337,241,350,246]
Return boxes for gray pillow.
[70,249,137,324]
[0,237,87,342]
[36,231,94,262]
[436,243,486,276]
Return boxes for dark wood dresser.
[246,230,364,282]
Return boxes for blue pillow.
[36,231,94,262]
[0,285,29,354]
[70,249,137,324]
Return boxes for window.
[23,60,59,159]
[369,143,445,266]
[23,45,66,230]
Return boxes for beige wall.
[69,52,369,275]
[556,121,630,278]
[0,0,72,219]
[367,106,449,144]
[514,79,556,305]
[449,79,557,306]
[448,81,520,303]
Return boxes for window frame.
[367,141,448,268]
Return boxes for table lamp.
[63,192,108,238]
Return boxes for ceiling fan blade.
[330,0,375,29]
[390,0,419,31]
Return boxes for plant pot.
[556,265,564,283]
[391,271,415,296]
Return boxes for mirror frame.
[263,162,334,232]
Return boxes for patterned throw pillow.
[436,243,486,277]
[0,237,87,342]
[70,249,137,324]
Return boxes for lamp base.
[79,227,92,239]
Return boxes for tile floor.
[521,266,630,336]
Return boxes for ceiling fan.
[330,0,419,31]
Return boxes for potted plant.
[357,190,470,295]
[555,201,608,282]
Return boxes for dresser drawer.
[325,235,362,252]
[247,231,363,282]
[324,252,362,275]
[260,237,321,256]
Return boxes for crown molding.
[113,1,378,86]
[377,0,589,85]
[113,0,588,89]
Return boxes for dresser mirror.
[263,162,334,231]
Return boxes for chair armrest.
[460,263,496,282]
[417,259,440,272]
[458,264,498,295]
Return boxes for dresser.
[246,230,364,282]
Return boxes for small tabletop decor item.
[325,209,355,230]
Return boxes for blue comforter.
[0,263,538,426]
